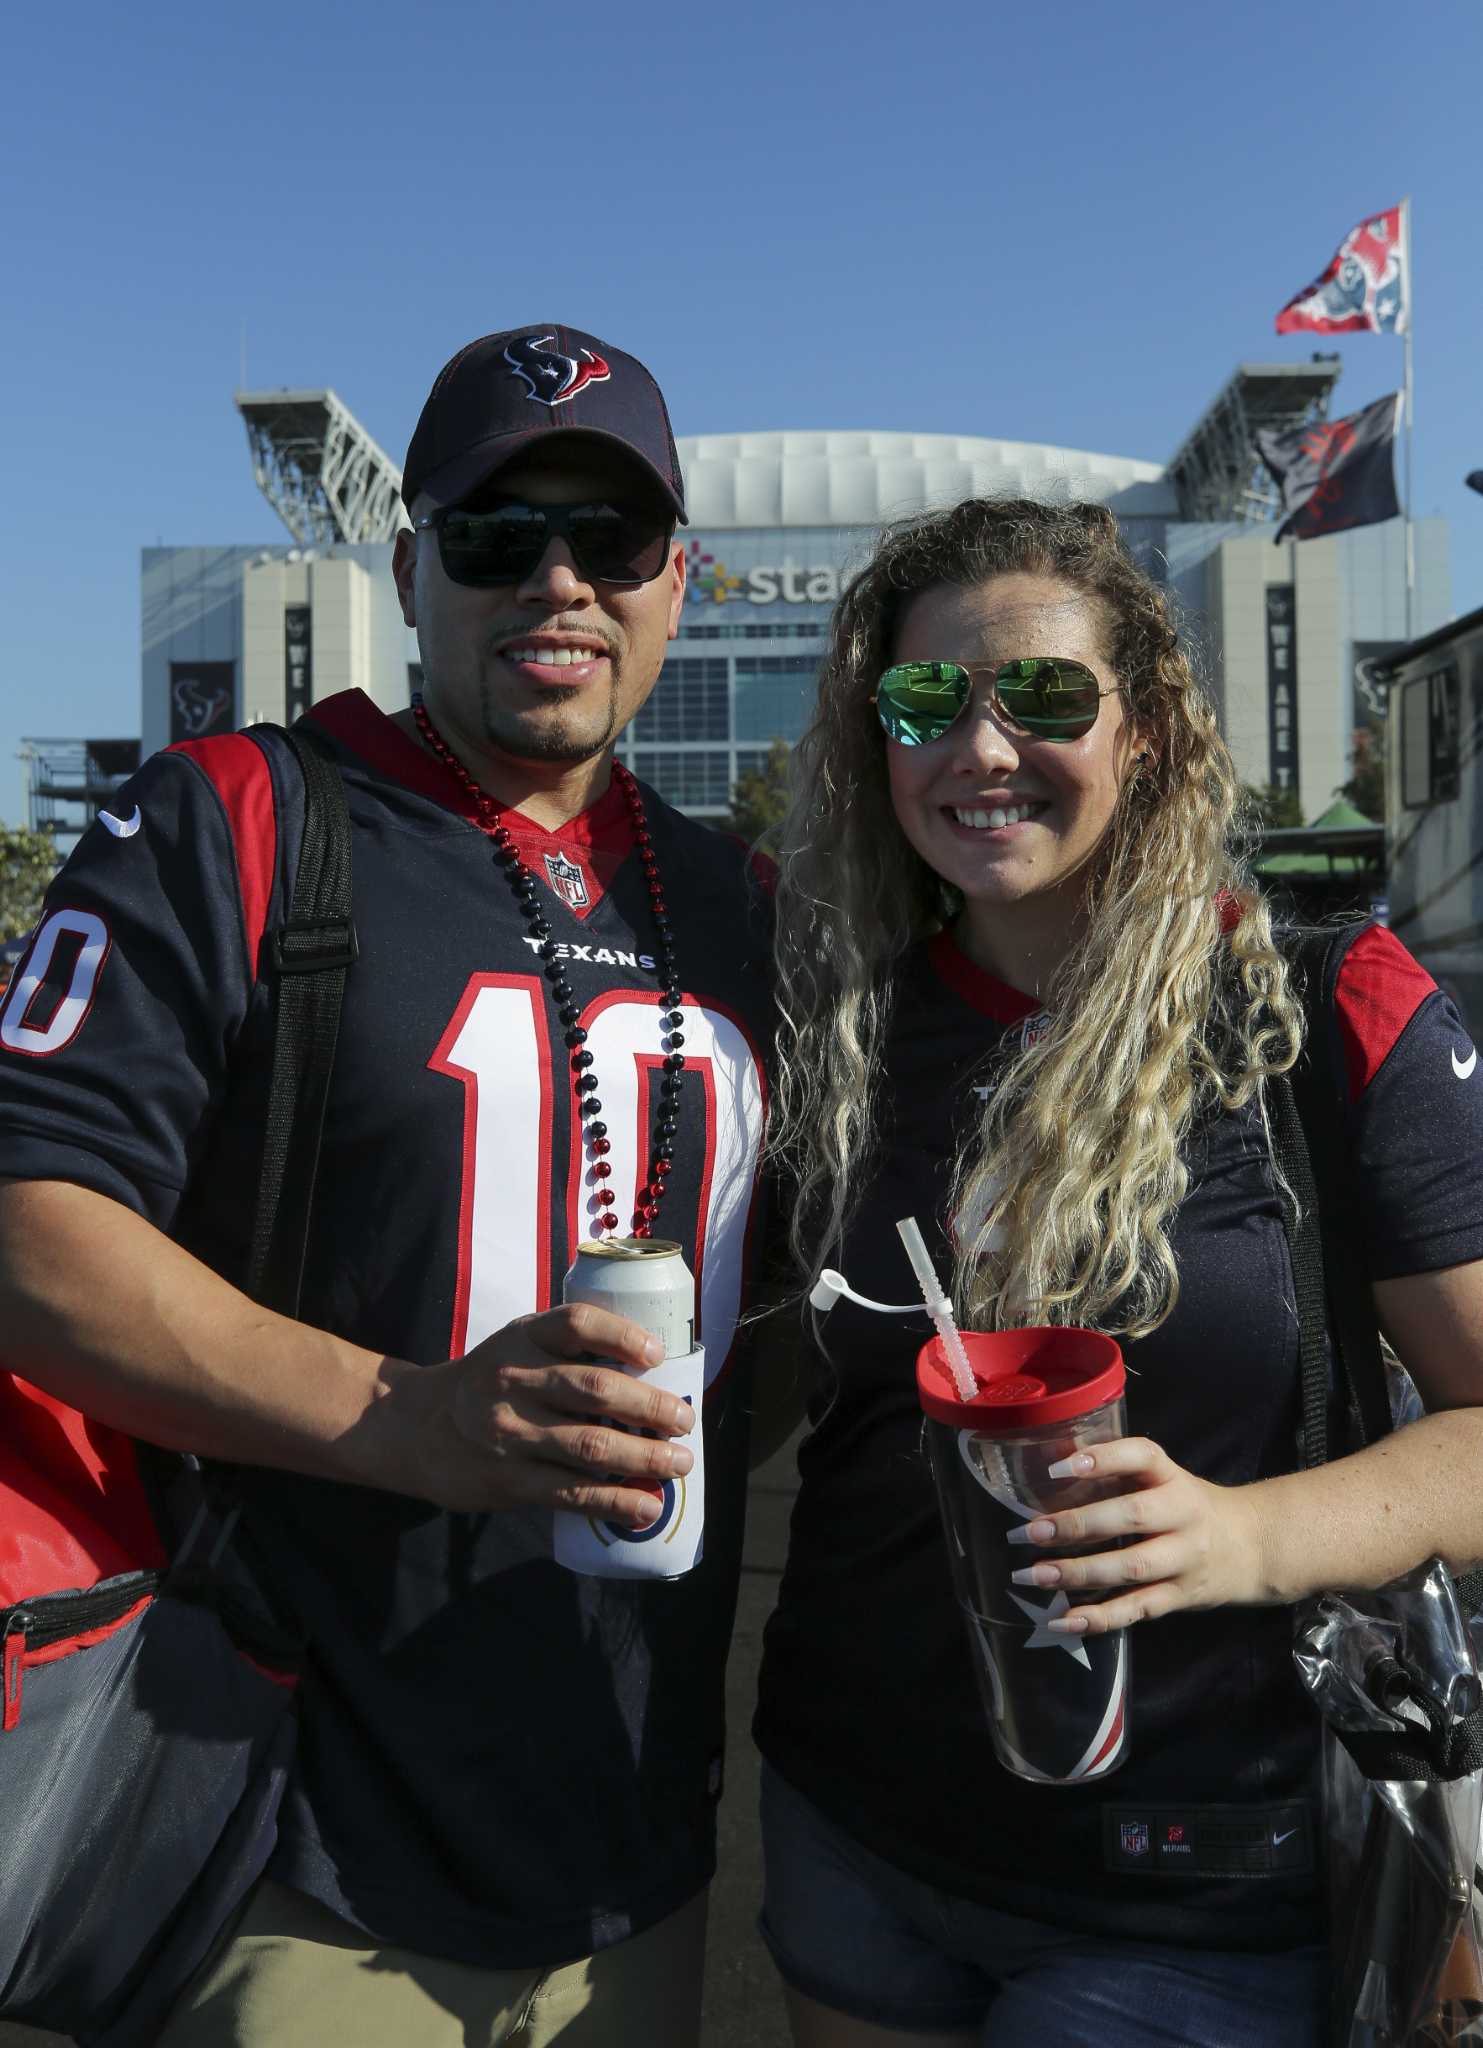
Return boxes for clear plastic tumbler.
[917,1327,1131,1785]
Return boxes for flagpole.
[1402,194,1415,640]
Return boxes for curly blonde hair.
[771,498,1303,1338]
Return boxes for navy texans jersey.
[0,690,773,1967]
[755,925,1483,1950]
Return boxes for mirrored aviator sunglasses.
[872,657,1116,745]
[416,500,675,589]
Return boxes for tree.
[1242,782,1304,831]
[0,822,59,941]
[722,739,792,852]
[1336,721,1386,822]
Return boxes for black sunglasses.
[872,658,1120,746]
[414,499,675,589]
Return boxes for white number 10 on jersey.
[429,976,767,1386]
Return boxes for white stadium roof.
[675,430,1177,530]
[233,398,1181,545]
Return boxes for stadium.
[82,368,1446,835]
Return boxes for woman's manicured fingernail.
[1006,1519,1057,1546]
[1011,1565,1061,1588]
[1046,1614,1089,1634]
[1047,1452,1095,1479]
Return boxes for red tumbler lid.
[985,1374,1046,1403]
[916,1328,1124,1428]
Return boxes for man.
[0,326,772,2044]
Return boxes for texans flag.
[1257,393,1402,543]
[1275,204,1408,336]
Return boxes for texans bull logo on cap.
[504,333,612,408]
[401,324,685,519]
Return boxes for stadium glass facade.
[619,530,846,810]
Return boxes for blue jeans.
[758,1763,1327,2044]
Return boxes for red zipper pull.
[3,1615,29,1732]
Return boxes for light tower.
[1165,361,1342,524]
[235,389,406,544]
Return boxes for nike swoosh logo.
[1272,1827,1298,1847]
[98,806,141,839]
[1455,1046,1478,1081]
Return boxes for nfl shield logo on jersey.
[1120,1821,1149,1857]
[544,852,590,910]
[1017,1010,1051,1052]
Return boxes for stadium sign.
[686,541,840,606]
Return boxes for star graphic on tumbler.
[1008,1586,1092,1669]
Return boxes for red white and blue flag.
[1275,204,1409,336]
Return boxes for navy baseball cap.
[403,324,687,523]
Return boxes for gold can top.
[575,1236,683,1262]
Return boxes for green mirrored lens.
[994,658,1102,739]
[876,662,971,744]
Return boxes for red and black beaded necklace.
[411,693,684,1240]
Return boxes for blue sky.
[2,0,1477,825]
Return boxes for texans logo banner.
[1274,204,1408,336]
[1256,393,1402,543]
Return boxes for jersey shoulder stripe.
[168,733,278,982]
[309,688,478,821]
[711,828,779,897]
[925,931,1039,1025]
[1332,923,1438,1103]
[749,847,779,894]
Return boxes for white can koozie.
[552,1344,706,1580]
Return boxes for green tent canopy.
[1256,797,1382,878]
[1308,799,1378,831]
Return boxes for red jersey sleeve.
[1337,926,1483,1279]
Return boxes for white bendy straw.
[895,1217,977,1402]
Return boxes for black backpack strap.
[245,723,357,1319]
[1276,924,1393,1459]
[1269,1072,1332,1471]
[149,721,355,1598]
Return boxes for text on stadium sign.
[686,541,841,607]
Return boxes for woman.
[754,497,1483,2046]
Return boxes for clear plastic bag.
[1295,1560,1483,2045]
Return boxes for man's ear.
[392,526,418,629]
[665,537,687,641]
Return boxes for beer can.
[562,1237,695,1360]
[555,1237,706,1581]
